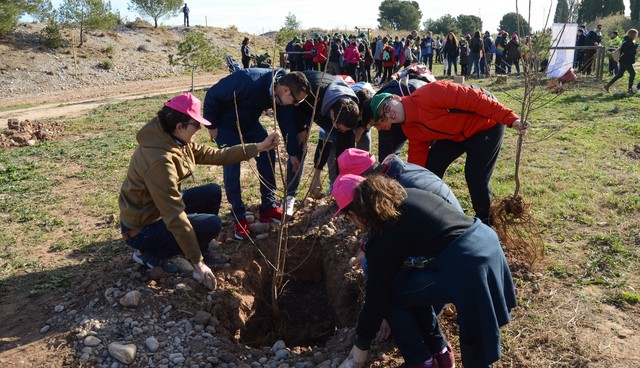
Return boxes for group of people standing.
[118,51,532,365]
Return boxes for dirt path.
[0,74,226,129]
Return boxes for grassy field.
[0,73,639,366]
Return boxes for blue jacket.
[381,154,463,212]
[203,68,299,156]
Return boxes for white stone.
[54,304,64,313]
[83,335,102,347]
[108,342,137,365]
[271,339,286,353]
[118,290,141,308]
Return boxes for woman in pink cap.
[334,174,516,368]
[118,93,279,290]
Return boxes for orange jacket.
[313,41,328,64]
[400,80,519,166]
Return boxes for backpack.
[382,48,392,61]
[611,47,621,62]
[311,45,317,57]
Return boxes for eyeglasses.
[181,121,201,129]
[377,99,392,123]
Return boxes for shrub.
[104,44,115,55]
[100,60,113,70]
[40,19,63,49]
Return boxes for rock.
[169,353,185,364]
[119,290,142,307]
[275,349,291,360]
[259,357,268,364]
[256,233,269,240]
[108,342,137,365]
[219,351,236,363]
[83,335,102,347]
[249,222,271,234]
[145,337,159,352]
[54,304,65,313]
[194,310,211,325]
[39,325,50,334]
[271,340,286,353]
[172,257,195,273]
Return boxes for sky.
[46,0,630,36]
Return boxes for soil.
[1,22,640,368]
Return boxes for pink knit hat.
[332,174,366,217]
[337,148,376,176]
[164,93,211,126]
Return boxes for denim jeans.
[469,54,481,77]
[421,53,433,71]
[387,267,449,364]
[121,184,222,261]
[216,125,277,220]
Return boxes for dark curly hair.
[331,98,360,130]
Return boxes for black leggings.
[608,62,636,90]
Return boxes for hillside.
[0,21,277,109]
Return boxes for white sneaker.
[284,195,295,217]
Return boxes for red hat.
[332,174,366,217]
[465,34,471,38]
[337,148,376,176]
[511,33,518,39]
[163,93,211,126]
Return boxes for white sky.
[48,0,631,35]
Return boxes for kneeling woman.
[334,174,517,368]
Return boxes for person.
[337,148,462,211]
[481,31,494,76]
[289,36,304,72]
[582,24,602,75]
[380,39,396,83]
[459,38,469,77]
[313,35,329,71]
[607,31,622,76]
[494,31,508,74]
[365,80,530,224]
[398,39,413,71]
[344,37,361,81]
[420,31,435,71]
[119,93,280,289]
[327,35,344,75]
[241,37,251,69]
[303,35,315,71]
[335,174,517,368]
[604,29,638,94]
[443,32,459,76]
[203,69,311,240]
[182,3,189,27]
[504,34,521,74]
[468,32,482,78]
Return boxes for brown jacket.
[119,118,259,263]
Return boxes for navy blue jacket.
[203,68,299,156]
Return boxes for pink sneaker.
[433,342,455,368]
[259,206,284,223]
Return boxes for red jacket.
[303,40,314,59]
[313,41,328,64]
[344,43,361,64]
[400,80,519,166]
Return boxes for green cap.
[371,93,393,122]
[358,32,367,38]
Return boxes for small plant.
[169,31,221,91]
[40,19,63,49]
[104,44,115,56]
[99,60,113,70]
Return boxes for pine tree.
[58,0,119,47]
[169,31,220,91]
[631,0,640,21]
[128,0,183,29]
[554,0,570,23]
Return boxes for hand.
[511,120,530,136]
[193,261,217,290]
[208,128,218,142]
[344,345,368,368]
[375,319,391,342]
[256,132,280,152]
[290,155,301,174]
[296,130,308,147]
[310,169,323,198]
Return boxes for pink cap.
[337,148,376,176]
[332,174,366,217]
[163,93,211,126]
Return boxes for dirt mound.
[0,119,64,148]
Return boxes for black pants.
[425,123,505,224]
[378,124,407,159]
[608,62,635,90]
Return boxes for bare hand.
[511,120,530,136]
[375,319,391,342]
[290,155,301,174]
[343,345,368,368]
[256,132,280,152]
[297,130,308,147]
[310,169,323,198]
[208,128,218,142]
[193,261,216,290]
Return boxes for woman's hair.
[446,32,458,47]
[347,174,406,235]
[242,37,249,45]
[157,105,191,133]
[627,29,638,38]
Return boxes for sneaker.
[604,84,610,93]
[132,250,178,274]
[234,219,250,240]
[433,342,455,368]
[284,195,295,217]
[628,88,636,95]
[259,206,284,223]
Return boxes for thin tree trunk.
[191,67,195,92]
